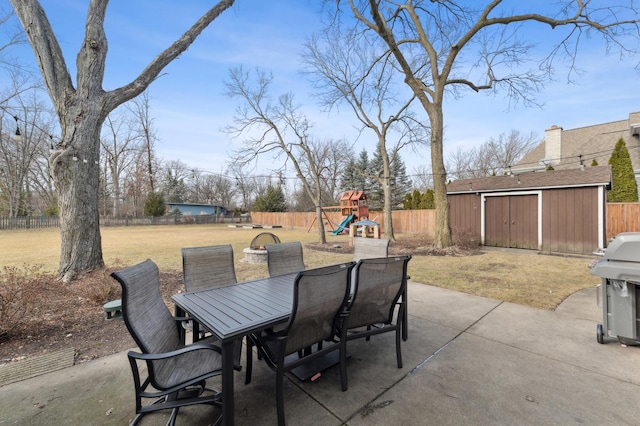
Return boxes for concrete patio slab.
[1,282,639,425]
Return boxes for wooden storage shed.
[446,166,611,255]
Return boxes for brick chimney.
[544,125,562,165]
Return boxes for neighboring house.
[513,111,640,196]
[447,166,611,255]
[165,202,227,216]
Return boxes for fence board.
[607,203,640,240]
[250,210,436,235]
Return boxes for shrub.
[0,265,54,339]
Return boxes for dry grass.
[0,224,599,310]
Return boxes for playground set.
[307,190,380,240]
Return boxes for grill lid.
[590,232,640,281]
[602,232,640,262]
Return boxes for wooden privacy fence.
[253,203,640,241]
[250,210,437,236]
[1,203,637,238]
[606,203,640,240]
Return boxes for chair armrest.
[128,342,222,361]
[174,315,191,322]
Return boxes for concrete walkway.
[1,282,639,425]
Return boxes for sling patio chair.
[182,244,237,292]
[244,262,356,426]
[265,241,305,277]
[111,259,225,426]
[352,238,411,342]
[343,255,412,369]
[181,244,243,369]
[352,237,389,262]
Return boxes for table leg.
[221,339,235,425]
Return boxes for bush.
[0,265,54,339]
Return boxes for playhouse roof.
[340,190,367,201]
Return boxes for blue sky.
[5,1,640,179]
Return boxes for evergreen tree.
[354,149,370,192]
[339,157,359,192]
[144,192,166,217]
[368,147,412,210]
[367,147,385,210]
[390,155,412,207]
[608,137,639,202]
[411,189,421,209]
[421,189,435,209]
[162,170,188,203]
[339,150,369,193]
[253,185,287,212]
[402,192,414,210]
[591,159,598,166]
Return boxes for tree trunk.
[430,107,451,248]
[53,116,104,281]
[382,178,395,241]
[315,205,327,244]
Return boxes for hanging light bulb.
[12,116,21,142]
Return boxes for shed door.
[485,195,538,249]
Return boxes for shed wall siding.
[541,187,599,254]
[449,194,481,238]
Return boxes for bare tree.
[10,0,236,280]
[296,137,352,207]
[302,25,427,240]
[100,109,141,218]
[447,130,540,180]
[0,89,53,217]
[224,67,332,244]
[410,163,433,192]
[341,0,640,247]
[188,169,236,209]
[227,162,257,211]
[127,91,157,193]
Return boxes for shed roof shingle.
[447,166,611,194]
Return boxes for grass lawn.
[0,224,600,310]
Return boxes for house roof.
[446,166,611,194]
[514,112,640,172]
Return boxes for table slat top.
[172,274,296,341]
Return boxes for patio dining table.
[172,273,298,426]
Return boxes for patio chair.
[182,244,237,292]
[353,238,411,342]
[181,244,243,368]
[111,259,224,426]
[265,241,305,277]
[244,262,355,426]
[344,255,412,368]
[353,237,389,262]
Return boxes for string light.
[12,116,21,142]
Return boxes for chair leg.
[276,366,286,426]
[245,338,253,385]
[167,407,179,426]
[340,341,348,391]
[395,326,403,369]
